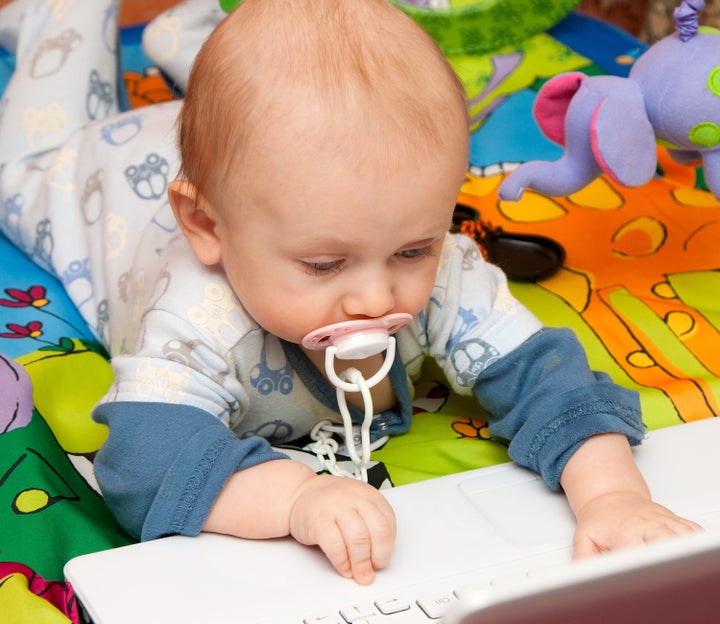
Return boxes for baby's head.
[175,0,467,208]
[169,0,470,343]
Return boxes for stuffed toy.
[498,0,720,201]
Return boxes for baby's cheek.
[401,271,437,315]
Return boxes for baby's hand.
[571,491,703,559]
[288,474,396,584]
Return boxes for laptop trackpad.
[459,466,576,548]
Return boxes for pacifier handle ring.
[334,368,373,476]
[324,337,397,392]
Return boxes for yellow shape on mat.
[0,572,71,624]
[16,342,113,454]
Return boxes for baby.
[0,0,700,587]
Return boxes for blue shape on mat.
[469,89,562,168]
[549,12,648,78]
[0,233,95,359]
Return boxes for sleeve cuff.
[143,431,288,540]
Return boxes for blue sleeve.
[473,327,645,491]
[92,401,289,541]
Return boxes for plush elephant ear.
[532,72,587,146]
[590,80,658,187]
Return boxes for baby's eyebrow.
[398,237,438,249]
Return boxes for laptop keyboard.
[297,578,532,622]
[304,588,462,623]
[269,549,572,623]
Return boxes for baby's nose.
[342,272,395,319]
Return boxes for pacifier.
[301,312,411,354]
[301,312,412,392]
[301,312,412,482]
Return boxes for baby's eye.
[302,259,344,275]
[397,246,433,260]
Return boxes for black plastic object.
[452,203,566,282]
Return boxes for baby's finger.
[315,511,375,584]
[336,508,377,585]
[638,516,705,543]
[665,516,704,534]
[361,501,396,570]
[315,521,355,580]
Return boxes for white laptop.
[442,528,720,624]
[65,418,720,623]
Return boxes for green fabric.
[388,0,583,55]
[1,405,134,581]
[372,360,511,485]
[219,0,583,54]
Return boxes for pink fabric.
[0,561,79,623]
[533,72,586,145]
[590,103,621,185]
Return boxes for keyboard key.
[454,576,493,600]
[416,591,456,619]
[374,597,411,615]
[303,614,345,624]
[339,603,377,622]
[375,607,434,622]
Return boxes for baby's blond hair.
[177,0,468,207]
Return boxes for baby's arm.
[560,432,702,557]
[203,459,396,585]
[94,401,394,583]
[427,236,700,556]
[466,327,701,558]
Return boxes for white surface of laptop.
[65,418,720,623]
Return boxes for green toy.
[219,0,583,55]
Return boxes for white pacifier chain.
[301,312,412,482]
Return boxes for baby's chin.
[267,327,315,347]
[243,312,314,346]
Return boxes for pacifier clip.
[301,312,411,482]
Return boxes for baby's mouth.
[301,312,412,359]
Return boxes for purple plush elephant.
[498,0,720,200]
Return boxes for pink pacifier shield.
[301,312,412,359]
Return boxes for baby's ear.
[168,179,222,266]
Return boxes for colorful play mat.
[0,3,718,621]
